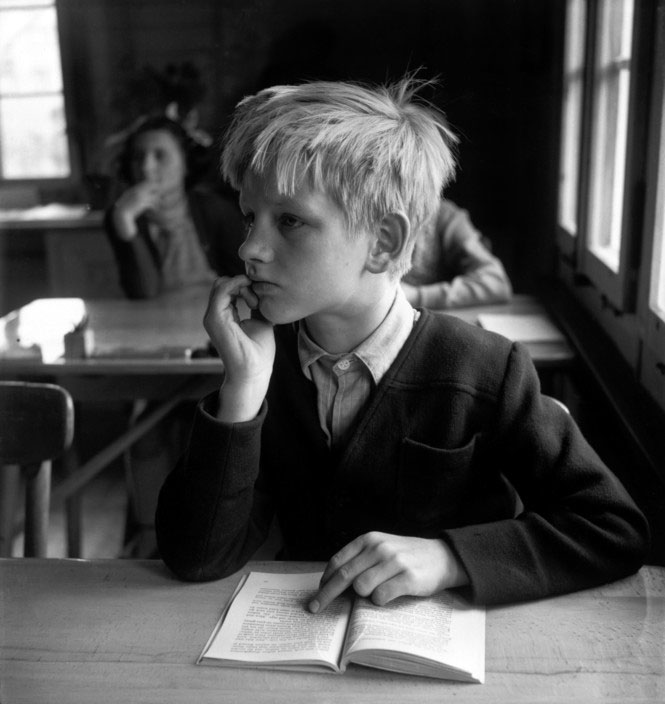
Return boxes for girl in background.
[105,116,244,557]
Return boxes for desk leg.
[0,464,20,557]
[62,446,82,558]
[24,460,51,557]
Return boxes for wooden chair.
[0,381,74,557]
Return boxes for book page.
[200,572,352,669]
[343,590,485,682]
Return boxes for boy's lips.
[249,280,277,295]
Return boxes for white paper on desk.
[0,298,87,362]
[476,313,565,343]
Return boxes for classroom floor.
[12,402,282,560]
[12,401,130,559]
[13,460,127,559]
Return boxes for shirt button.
[336,358,351,371]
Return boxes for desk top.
[0,204,104,230]
[0,286,223,375]
[1,559,663,704]
[0,293,573,376]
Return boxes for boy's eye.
[242,213,254,233]
[278,213,303,229]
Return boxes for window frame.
[556,0,590,265]
[637,0,665,408]
[575,0,643,314]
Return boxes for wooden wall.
[57,0,564,293]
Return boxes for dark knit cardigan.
[156,309,648,605]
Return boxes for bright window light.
[558,0,587,237]
[587,0,634,273]
[0,0,70,179]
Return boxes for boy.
[156,78,648,611]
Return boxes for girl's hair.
[221,77,458,276]
[117,116,210,186]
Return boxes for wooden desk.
[0,205,122,299]
[444,294,575,370]
[0,292,571,384]
[1,559,663,704]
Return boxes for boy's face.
[238,170,374,326]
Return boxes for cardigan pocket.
[398,435,478,527]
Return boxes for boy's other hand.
[204,276,276,422]
[308,532,469,613]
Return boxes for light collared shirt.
[298,288,419,449]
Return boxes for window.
[0,0,71,180]
[557,0,588,246]
[649,175,665,324]
[638,1,665,407]
[558,0,665,411]
[585,0,634,276]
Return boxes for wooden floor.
[13,461,127,559]
[11,401,132,558]
[11,401,282,560]
[12,458,283,560]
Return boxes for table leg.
[0,464,20,556]
[62,446,82,558]
[24,460,51,557]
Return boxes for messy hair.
[221,77,458,276]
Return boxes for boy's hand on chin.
[308,532,469,613]
[204,276,276,422]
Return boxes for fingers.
[205,276,252,323]
[116,182,160,220]
[308,534,465,614]
[203,276,276,390]
[309,534,402,613]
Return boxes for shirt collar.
[297,287,416,385]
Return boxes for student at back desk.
[401,198,513,309]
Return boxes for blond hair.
[221,77,457,275]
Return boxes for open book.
[198,571,485,683]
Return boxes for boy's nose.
[238,221,272,263]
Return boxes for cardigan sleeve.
[155,394,275,581]
[441,342,649,604]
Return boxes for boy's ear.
[365,212,410,274]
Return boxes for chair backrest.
[0,381,74,557]
[0,381,74,464]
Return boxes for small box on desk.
[64,329,94,359]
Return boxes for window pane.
[587,0,634,272]
[0,95,70,178]
[0,6,63,94]
[558,0,587,236]
[651,105,665,321]
[652,218,665,321]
